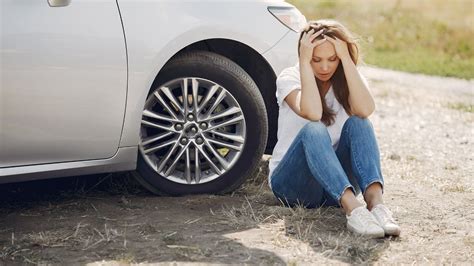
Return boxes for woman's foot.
[370,204,401,236]
[346,206,385,238]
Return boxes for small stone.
[120,196,130,205]
[445,229,457,234]
[444,164,458,170]
[389,153,401,161]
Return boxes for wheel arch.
[151,39,278,154]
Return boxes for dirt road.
[1,67,473,265]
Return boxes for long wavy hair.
[298,20,359,126]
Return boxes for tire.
[133,51,268,195]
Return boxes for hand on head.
[299,28,328,63]
[299,27,351,63]
[325,35,351,61]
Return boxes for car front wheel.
[133,51,268,195]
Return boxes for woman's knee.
[345,116,373,130]
[301,121,329,139]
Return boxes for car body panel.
[0,147,137,184]
[0,0,127,167]
[261,30,299,81]
[116,0,292,147]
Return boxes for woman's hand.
[299,29,327,63]
[325,36,375,117]
[326,36,351,61]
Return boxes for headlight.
[268,6,307,32]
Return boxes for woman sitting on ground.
[268,20,400,238]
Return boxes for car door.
[0,0,127,167]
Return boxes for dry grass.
[447,102,474,113]
[0,172,150,264]
[1,223,128,263]
[216,158,392,264]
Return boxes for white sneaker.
[346,206,385,238]
[371,204,401,236]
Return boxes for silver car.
[0,0,305,195]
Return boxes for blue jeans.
[270,116,384,208]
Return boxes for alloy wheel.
[139,77,246,185]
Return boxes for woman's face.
[310,40,340,82]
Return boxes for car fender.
[117,1,289,147]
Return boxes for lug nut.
[174,123,183,131]
[196,137,204,145]
[199,122,208,130]
[187,113,194,121]
[190,127,198,133]
[180,137,188,145]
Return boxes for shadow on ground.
[0,159,391,264]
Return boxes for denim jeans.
[270,116,384,208]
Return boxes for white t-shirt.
[268,63,352,182]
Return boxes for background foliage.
[287,0,474,79]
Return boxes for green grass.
[287,0,474,79]
[447,102,474,113]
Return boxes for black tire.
[133,51,268,195]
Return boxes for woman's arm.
[296,60,322,120]
[340,57,375,117]
[327,37,375,118]
[285,29,326,121]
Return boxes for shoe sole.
[347,223,385,238]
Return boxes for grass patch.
[447,102,474,113]
[287,0,474,79]
[218,159,391,264]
